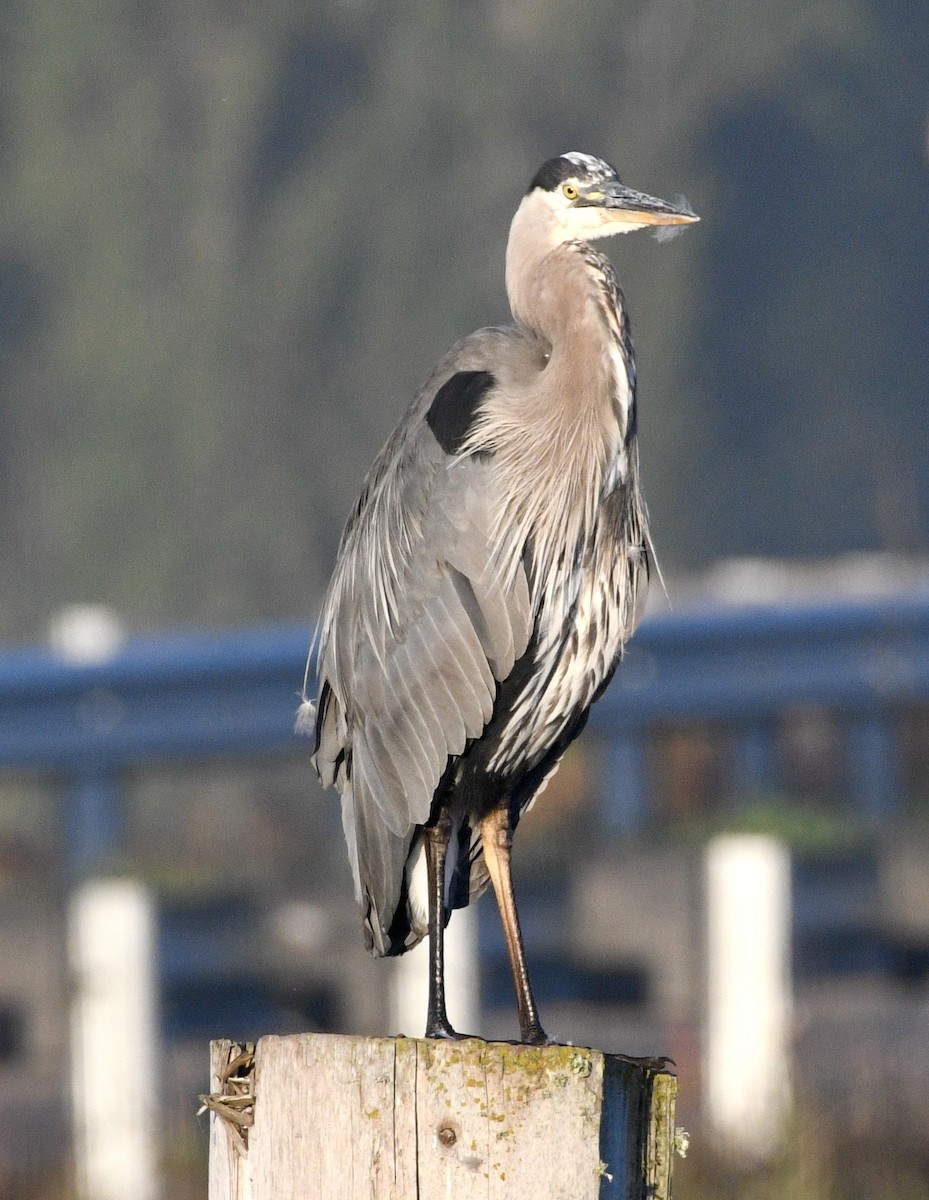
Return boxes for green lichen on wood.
[646,1070,679,1200]
[569,1050,593,1077]
[392,1035,418,1066]
[393,1038,679,1195]
[416,1037,599,1087]
[411,1038,608,1141]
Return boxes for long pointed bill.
[584,181,700,229]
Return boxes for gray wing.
[309,342,533,955]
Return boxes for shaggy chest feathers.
[458,247,650,778]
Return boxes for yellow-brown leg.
[480,807,548,1045]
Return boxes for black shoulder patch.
[527,156,577,194]
[426,370,495,455]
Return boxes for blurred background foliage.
[0,6,926,1195]
[0,0,926,642]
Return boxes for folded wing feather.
[312,421,532,953]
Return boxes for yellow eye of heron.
[562,182,579,200]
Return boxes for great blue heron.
[300,152,698,1044]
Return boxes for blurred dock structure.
[1,583,929,1177]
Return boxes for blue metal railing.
[2,594,928,865]
[3,594,928,1032]
[0,623,308,867]
[593,594,929,828]
[0,623,307,770]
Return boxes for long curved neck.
[506,190,625,342]
[505,201,568,339]
[505,223,635,440]
[469,211,640,613]
[505,193,611,334]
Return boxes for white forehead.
[562,151,614,178]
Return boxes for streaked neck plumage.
[459,193,641,616]
[504,191,636,442]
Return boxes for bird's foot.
[424,1027,479,1041]
[424,1015,475,1041]
[613,1052,676,1071]
[495,1031,553,1047]
[518,1023,551,1047]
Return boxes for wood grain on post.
[207,1033,678,1200]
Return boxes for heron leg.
[480,807,548,1045]
[423,813,459,1039]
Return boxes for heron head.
[521,152,699,244]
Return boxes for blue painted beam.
[0,624,310,771]
[1,595,928,779]
[593,595,929,732]
[844,712,902,823]
[66,773,122,867]
[730,721,782,798]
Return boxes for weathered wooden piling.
[206,1033,678,1199]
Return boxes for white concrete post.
[69,878,159,1200]
[704,834,792,1158]
[390,905,479,1037]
